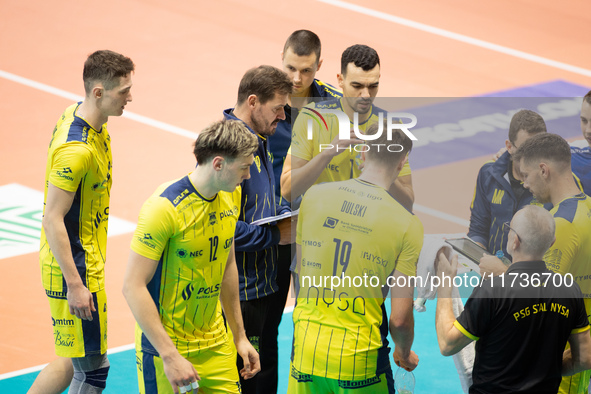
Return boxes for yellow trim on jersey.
[571,325,590,335]
[454,320,479,341]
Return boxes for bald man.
[436,205,591,393]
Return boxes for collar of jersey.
[74,102,102,133]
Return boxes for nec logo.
[306,109,418,142]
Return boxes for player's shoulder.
[313,79,342,98]
[303,97,341,112]
[570,139,590,150]
[155,176,194,206]
[552,193,587,224]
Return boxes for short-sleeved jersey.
[40,102,113,294]
[270,79,342,207]
[571,145,591,195]
[289,99,411,194]
[455,261,590,394]
[130,175,241,357]
[544,193,591,309]
[292,178,423,381]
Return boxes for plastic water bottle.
[495,250,511,266]
[394,367,415,394]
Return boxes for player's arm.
[220,242,261,379]
[562,327,591,376]
[389,269,418,372]
[435,253,474,356]
[389,174,414,212]
[42,183,95,321]
[544,219,577,276]
[123,250,199,394]
[281,131,363,201]
[281,153,328,202]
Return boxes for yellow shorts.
[136,339,241,394]
[558,369,590,394]
[287,364,394,394]
[46,288,107,358]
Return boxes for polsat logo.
[304,108,418,152]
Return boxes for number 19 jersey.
[130,175,240,358]
[293,178,423,381]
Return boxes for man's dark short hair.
[193,119,258,165]
[236,65,292,106]
[513,133,571,168]
[363,119,413,166]
[508,109,547,144]
[283,30,321,63]
[341,45,380,75]
[584,90,591,105]
[83,50,135,94]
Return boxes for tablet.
[445,237,491,264]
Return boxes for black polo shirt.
[455,261,590,394]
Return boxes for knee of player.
[72,354,110,389]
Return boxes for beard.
[348,97,373,114]
[250,113,278,136]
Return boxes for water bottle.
[394,367,415,394]
[495,250,511,266]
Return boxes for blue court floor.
[0,296,466,393]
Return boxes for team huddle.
[34,30,591,394]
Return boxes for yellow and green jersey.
[40,102,112,295]
[545,193,591,313]
[289,98,411,192]
[292,178,423,381]
[130,175,240,358]
[545,193,591,394]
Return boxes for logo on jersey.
[254,156,262,173]
[52,317,74,327]
[177,249,188,258]
[491,189,505,204]
[224,238,233,249]
[138,233,156,249]
[181,283,195,301]
[56,167,74,181]
[219,207,239,220]
[323,217,339,229]
[182,282,221,300]
[172,188,190,206]
[209,212,217,225]
[93,207,109,229]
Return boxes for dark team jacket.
[268,79,341,208]
[223,109,290,301]
[467,151,546,259]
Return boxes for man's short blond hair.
[193,120,258,165]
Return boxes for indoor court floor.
[1,0,590,392]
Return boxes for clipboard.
[445,237,491,265]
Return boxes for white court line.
[414,203,470,227]
[0,344,136,380]
[0,307,298,381]
[0,67,469,227]
[0,69,198,140]
[317,0,591,78]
